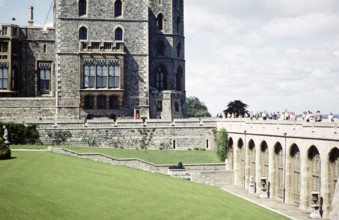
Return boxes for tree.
[224,100,249,117]
[213,128,228,161]
[186,96,211,117]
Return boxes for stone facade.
[0,0,186,121]
[218,119,339,219]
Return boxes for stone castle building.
[0,0,186,121]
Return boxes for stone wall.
[37,118,217,150]
[0,98,56,120]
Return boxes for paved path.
[222,185,313,220]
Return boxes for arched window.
[115,27,123,41]
[155,66,167,91]
[248,139,256,181]
[261,141,269,178]
[176,16,181,33]
[290,144,301,204]
[79,27,87,40]
[308,146,321,193]
[114,0,122,17]
[0,63,8,90]
[109,95,119,109]
[176,66,182,91]
[157,14,164,30]
[176,42,181,57]
[97,95,107,109]
[274,142,284,199]
[79,0,87,16]
[156,40,165,56]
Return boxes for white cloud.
[262,13,339,39]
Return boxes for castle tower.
[54,0,150,119]
[148,0,186,119]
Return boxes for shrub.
[0,122,40,144]
[0,138,11,160]
[213,128,228,161]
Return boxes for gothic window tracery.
[83,60,120,89]
[0,63,8,90]
[38,63,51,94]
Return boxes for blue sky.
[1,0,339,116]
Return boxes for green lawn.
[0,151,290,220]
[11,145,221,164]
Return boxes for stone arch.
[289,143,301,205]
[227,137,234,170]
[260,140,269,179]
[248,139,256,183]
[236,138,245,186]
[307,145,321,207]
[273,142,284,199]
[328,147,339,208]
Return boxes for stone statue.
[3,125,9,143]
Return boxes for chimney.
[28,6,34,27]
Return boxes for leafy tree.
[224,100,249,117]
[186,96,211,117]
[213,128,228,161]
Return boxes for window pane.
[0,79,2,88]
[3,68,8,78]
[109,77,114,88]
[89,76,95,88]
[40,70,45,79]
[46,70,51,80]
[90,66,95,76]
[84,76,89,88]
[84,66,89,76]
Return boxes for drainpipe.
[283,132,287,204]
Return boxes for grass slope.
[65,147,221,164]
[0,152,289,220]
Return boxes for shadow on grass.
[0,157,17,160]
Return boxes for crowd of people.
[219,111,336,122]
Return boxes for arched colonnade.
[226,133,338,218]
